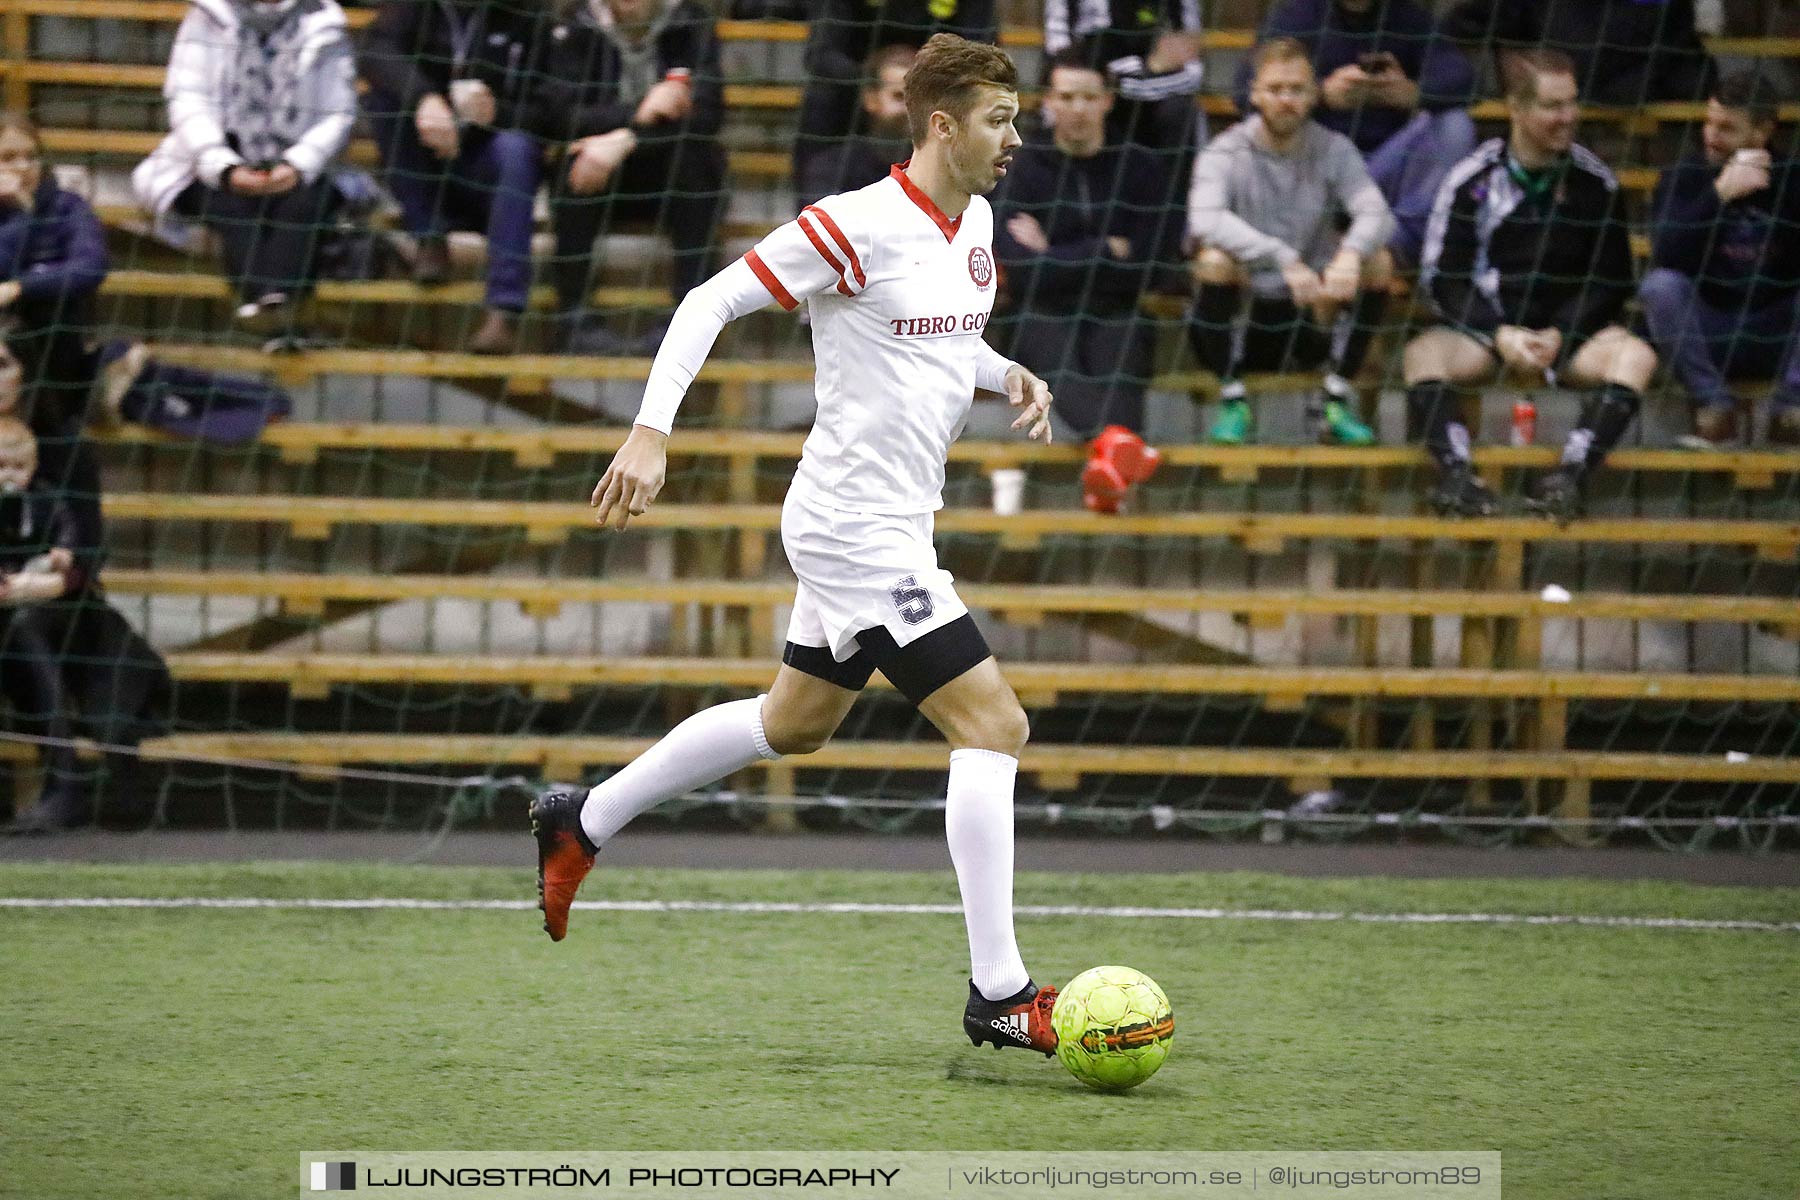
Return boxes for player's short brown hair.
[903,33,1018,145]
[1250,37,1314,80]
[1506,48,1577,102]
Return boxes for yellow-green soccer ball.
[1051,966,1174,1091]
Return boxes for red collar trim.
[890,162,963,242]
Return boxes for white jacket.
[132,0,356,216]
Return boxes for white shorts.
[781,488,972,665]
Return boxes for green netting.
[0,1,1796,848]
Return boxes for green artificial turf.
[1,863,1794,1199]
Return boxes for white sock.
[944,747,1030,1001]
[581,694,780,848]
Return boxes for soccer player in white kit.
[531,34,1064,1056]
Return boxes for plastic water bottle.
[1510,398,1537,447]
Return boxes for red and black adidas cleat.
[963,980,1059,1056]
[529,790,598,942]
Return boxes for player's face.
[1043,66,1113,155]
[861,64,911,139]
[1250,58,1316,139]
[1511,71,1578,158]
[1702,99,1771,166]
[949,86,1022,195]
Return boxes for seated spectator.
[0,126,106,560]
[1441,0,1715,104]
[796,45,916,212]
[0,409,168,835]
[794,0,997,200]
[529,0,727,357]
[131,0,356,339]
[993,52,1173,512]
[0,415,89,833]
[1186,39,1393,448]
[1240,0,1475,264]
[1641,71,1800,449]
[1406,50,1654,522]
[1044,0,1206,155]
[360,0,544,355]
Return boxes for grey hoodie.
[1186,115,1393,296]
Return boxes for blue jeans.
[364,92,542,312]
[1365,109,1477,266]
[1637,268,1800,411]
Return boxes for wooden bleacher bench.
[161,653,1800,708]
[20,64,1800,129]
[99,492,1800,555]
[135,343,1752,412]
[133,731,1800,789]
[11,2,1798,57]
[99,569,1800,633]
[106,269,674,312]
[96,421,1800,490]
[13,1,1797,138]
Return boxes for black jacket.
[525,0,723,146]
[0,176,108,318]
[992,137,1177,314]
[360,0,542,127]
[1422,137,1636,344]
[805,0,997,86]
[1044,0,1201,72]
[796,135,909,210]
[0,484,86,593]
[1441,0,1714,103]
[1650,154,1800,312]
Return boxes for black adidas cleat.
[963,980,1059,1056]
[529,789,598,942]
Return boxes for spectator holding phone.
[1240,0,1475,263]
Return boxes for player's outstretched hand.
[1005,365,1054,443]
[592,424,669,531]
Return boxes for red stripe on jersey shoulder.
[744,250,798,311]
[796,213,854,297]
[802,205,866,288]
[889,162,962,243]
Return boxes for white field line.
[0,896,1794,932]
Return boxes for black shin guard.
[1406,380,1469,471]
[1564,383,1642,473]
[1189,284,1243,378]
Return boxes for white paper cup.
[990,467,1026,516]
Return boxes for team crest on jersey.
[967,247,993,290]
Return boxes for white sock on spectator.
[945,747,1030,1001]
[581,695,780,849]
